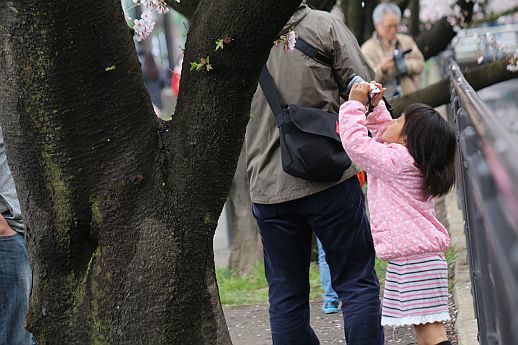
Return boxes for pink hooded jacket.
[338,100,450,261]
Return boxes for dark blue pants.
[253,177,383,345]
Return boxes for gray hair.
[372,3,401,25]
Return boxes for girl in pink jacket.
[339,82,456,345]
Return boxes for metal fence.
[449,60,518,345]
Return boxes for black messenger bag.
[258,38,351,182]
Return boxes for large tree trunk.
[391,60,517,116]
[0,0,300,344]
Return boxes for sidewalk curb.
[446,190,479,345]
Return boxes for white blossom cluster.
[287,30,297,52]
[274,30,297,52]
[476,32,505,65]
[420,0,517,24]
[135,0,170,15]
[447,0,483,33]
[133,10,155,42]
[507,50,518,72]
[130,0,173,42]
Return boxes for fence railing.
[449,60,518,345]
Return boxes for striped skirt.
[381,254,450,326]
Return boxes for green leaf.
[160,114,173,121]
[215,39,224,51]
[189,61,199,71]
[104,65,116,72]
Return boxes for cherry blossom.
[126,0,170,42]
[507,50,518,72]
[274,30,297,52]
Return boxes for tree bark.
[414,17,457,61]
[341,0,376,46]
[391,60,517,116]
[227,146,262,275]
[408,0,420,37]
[0,0,301,344]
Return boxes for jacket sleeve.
[403,38,425,77]
[365,101,392,141]
[328,17,374,100]
[339,101,406,179]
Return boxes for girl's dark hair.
[402,103,456,197]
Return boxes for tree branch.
[394,0,410,13]
[467,6,518,28]
[415,0,474,60]
[415,17,457,60]
[408,0,420,37]
[391,60,517,116]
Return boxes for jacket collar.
[282,1,311,32]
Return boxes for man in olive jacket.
[245,2,383,344]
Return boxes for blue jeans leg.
[316,239,339,302]
[0,233,36,345]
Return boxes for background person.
[317,239,340,314]
[361,3,425,98]
[141,51,165,111]
[0,129,36,345]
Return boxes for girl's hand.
[370,83,386,108]
[349,82,370,106]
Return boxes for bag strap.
[294,38,332,67]
[259,37,332,124]
[259,66,284,127]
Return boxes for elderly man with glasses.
[361,2,425,99]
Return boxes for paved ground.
[224,295,458,345]
[222,190,466,345]
[225,301,414,345]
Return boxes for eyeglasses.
[382,23,399,31]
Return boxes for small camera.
[393,48,412,75]
[346,73,395,118]
[346,74,380,97]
